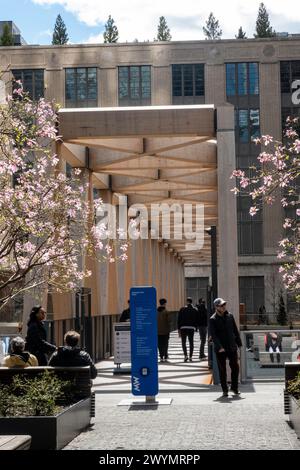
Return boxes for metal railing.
[240,329,300,382]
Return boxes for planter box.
[287,394,300,439]
[0,397,91,449]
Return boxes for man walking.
[178,297,198,362]
[196,298,208,360]
[209,298,242,397]
[157,298,172,362]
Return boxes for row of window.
[12,62,261,106]
[14,62,300,105]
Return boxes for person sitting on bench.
[48,330,97,379]
[1,336,38,368]
[265,332,282,363]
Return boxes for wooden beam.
[115,180,217,192]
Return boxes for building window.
[287,292,300,318]
[118,66,151,106]
[185,277,209,305]
[239,276,265,324]
[172,64,204,97]
[226,63,259,96]
[65,68,97,108]
[235,109,260,143]
[237,195,263,255]
[12,69,44,100]
[281,61,300,93]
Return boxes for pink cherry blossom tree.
[0,82,128,314]
[232,117,299,302]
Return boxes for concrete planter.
[288,394,300,439]
[0,397,91,449]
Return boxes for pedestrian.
[25,305,56,365]
[177,297,198,362]
[209,298,242,397]
[157,298,172,363]
[196,298,208,360]
[49,330,97,379]
[2,336,38,367]
[119,300,130,322]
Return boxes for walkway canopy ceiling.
[58,105,218,264]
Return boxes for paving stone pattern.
[65,332,300,450]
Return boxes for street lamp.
[205,226,218,303]
[205,226,219,384]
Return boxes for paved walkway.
[65,332,300,450]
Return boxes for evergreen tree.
[203,12,222,40]
[236,26,247,39]
[52,14,69,45]
[254,3,275,38]
[0,23,14,46]
[103,15,119,44]
[156,16,172,41]
[277,292,288,326]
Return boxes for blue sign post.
[130,286,158,398]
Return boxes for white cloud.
[38,29,52,37]
[84,33,103,44]
[32,0,300,41]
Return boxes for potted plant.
[0,370,93,449]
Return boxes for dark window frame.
[172,63,205,97]
[239,276,265,322]
[118,65,151,106]
[280,61,300,94]
[237,194,263,255]
[65,67,98,108]
[235,108,260,144]
[226,62,259,97]
[12,69,44,101]
[186,277,209,304]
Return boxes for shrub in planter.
[0,369,92,449]
[0,370,72,417]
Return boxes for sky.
[1,0,300,45]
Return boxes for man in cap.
[209,298,242,397]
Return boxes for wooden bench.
[0,435,32,450]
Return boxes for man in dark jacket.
[157,298,172,362]
[178,298,198,362]
[49,330,97,379]
[196,298,208,360]
[119,300,130,322]
[209,298,242,397]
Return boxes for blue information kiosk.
[130,286,158,402]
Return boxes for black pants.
[199,326,207,357]
[181,329,194,358]
[158,335,169,359]
[270,352,281,363]
[216,350,239,393]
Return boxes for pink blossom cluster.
[0,87,128,310]
[232,121,300,301]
